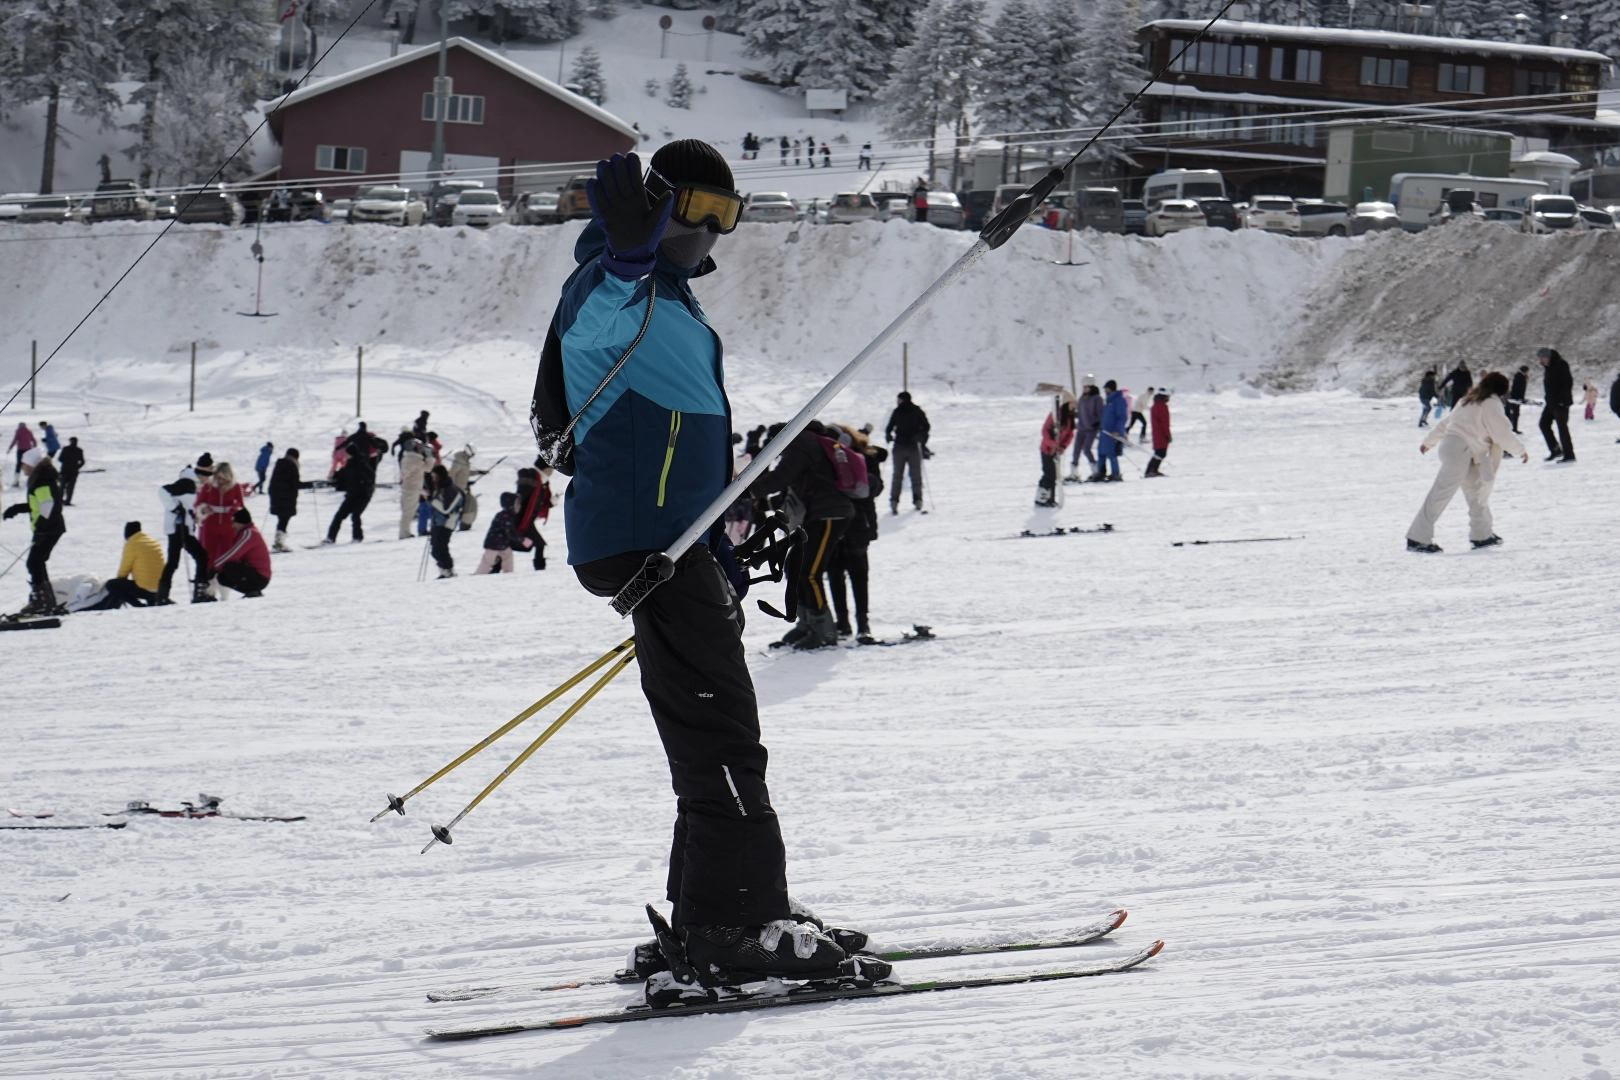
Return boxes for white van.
[1142,169,1227,209]
[1388,173,1547,231]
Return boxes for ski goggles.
[646,167,743,233]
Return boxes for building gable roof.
[1142,19,1612,66]
[268,37,637,141]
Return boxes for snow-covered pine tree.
[795,0,902,100]
[0,0,124,193]
[879,0,988,178]
[570,45,607,102]
[977,0,1081,141]
[142,53,256,187]
[739,0,817,85]
[1073,0,1147,168]
[1588,0,1620,62]
[442,0,582,42]
[667,61,694,107]
[116,0,272,189]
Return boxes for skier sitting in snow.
[531,142,859,1001]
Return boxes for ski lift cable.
[0,0,386,418]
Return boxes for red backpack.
[815,435,869,500]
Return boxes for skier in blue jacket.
[1096,380,1128,482]
[530,142,857,1002]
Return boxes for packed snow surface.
[2,357,1619,1075]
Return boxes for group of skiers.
[1036,379,1171,505]
[1420,348,1619,467]
[744,132,835,169]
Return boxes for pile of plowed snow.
[1268,217,1620,394]
[0,219,1342,421]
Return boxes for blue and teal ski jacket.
[531,222,732,566]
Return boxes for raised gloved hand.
[2,504,24,520]
[586,153,673,280]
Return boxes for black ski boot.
[1406,538,1442,553]
[681,921,854,985]
[793,607,838,650]
[192,578,218,603]
[788,895,869,954]
[18,580,66,618]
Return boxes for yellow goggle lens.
[673,186,742,232]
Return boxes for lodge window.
[315,145,367,172]
[1166,38,1259,78]
[1438,63,1486,94]
[1161,103,1317,147]
[1360,56,1410,88]
[1514,69,1562,96]
[1270,47,1322,83]
[422,93,486,124]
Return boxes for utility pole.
[903,342,909,392]
[189,342,196,411]
[1068,344,1076,396]
[356,345,364,417]
[428,0,450,181]
[30,340,37,409]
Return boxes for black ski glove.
[586,153,673,280]
[2,504,25,520]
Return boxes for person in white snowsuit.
[1407,371,1526,553]
[397,430,431,539]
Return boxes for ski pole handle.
[611,238,993,617]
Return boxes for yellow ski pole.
[371,637,634,822]
[423,645,637,853]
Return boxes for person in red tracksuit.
[209,509,273,598]
[1146,391,1172,477]
[1037,391,1076,506]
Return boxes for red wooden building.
[265,37,637,199]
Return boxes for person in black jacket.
[268,448,312,552]
[1418,370,1438,428]
[3,449,67,615]
[1536,347,1575,462]
[884,391,929,514]
[752,421,854,649]
[325,423,388,543]
[827,428,885,641]
[1611,371,1620,442]
[1439,362,1472,409]
[1507,365,1529,433]
[56,437,85,504]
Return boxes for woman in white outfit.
[1407,371,1527,553]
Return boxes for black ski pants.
[26,530,59,586]
[1128,411,1147,438]
[1505,401,1521,432]
[1147,446,1168,475]
[275,512,294,536]
[61,469,79,505]
[577,547,789,927]
[430,525,454,570]
[327,485,374,541]
[103,578,158,608]
[1539,404,1573,459]
[827,539,868,631]
[517,522,546,568]
[797,517,848,615]
[1039,452,1059,496]
[217,563,269,596]
[890,443,923,508]
[158,527,209,601]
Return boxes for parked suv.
[825,192,879,224]
[1295,200,1350,237]
[1522,193,1581,233]
[1122,198,1148,235]
[742,191,798,223]
[1195,197,1240,231]
[961,189,995,231]
[427,180,485,226]
[559,175,593,220]
[174,185,244,225]
[1070,187,1125,233]
[1245,196,1300,234]
[1351,201,1401,234]
[89,180,153,222]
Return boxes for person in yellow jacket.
[105,521,165,607]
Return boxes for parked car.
[511,191,562,225]
[1245,196,1300,234]
[327,198,354,223]
[1429,188,1485,226]
[1295,199,1351,237]
[742,191,798,223]
[260,187,326,222]
[174,185,244,225]
[1122,198,1148,235]
[424,180,484,225]
[1195,197,1241,231]
[871,191,912,221]
[992,182,1047,222]
[961,189,995,232]
[1069,187,1125,233]
[1145,199,1207,236]
[0,192,37,221]
[450,189,505,227]
[89,180,153,222]
[1578,206,1615,230]
[149,193,178,220]
[348,186,419,226]
[1351,201,1401,234]
[1522,193,1581,233]
[826,192,879,224]
[16,195,76,224]
[1482,207,1525,228]
[559,174,593,220]
[914,191,966,229]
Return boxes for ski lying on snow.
[427,939,1164,1041]
[1000,523,1114,540]
[101,800,305,822]
[0,616,62,631]
[426,909,1127,1003]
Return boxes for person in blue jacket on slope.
[1095,379,1129,482]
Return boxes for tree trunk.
[404,0,420,44]
[307,0,319,75]
[40,83,61,195]
[140,55,160,190]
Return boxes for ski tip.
[1110,909,1128,929]
[1146,939,1165,958]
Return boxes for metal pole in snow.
[189,342,196,411]
[30,341,36,410]
[903,342,909,392]
[1068,344,1076,395]
[357,345,363,417]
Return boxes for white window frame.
[315,145,368,173]
[421,93,486,124]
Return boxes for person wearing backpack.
[752,420,856,649]
[828,425,885,641]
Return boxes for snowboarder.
[858,142,872,170]
[209,509,272,598]
[253,441,273,493]
[268,448,311,552]
[474,492,521,574]
[1127,388,1153,440]
[58,437,84,504]
[326,422,387,543]
[1537,347,1574,462]
[1507,365,1529,432]
[1096,380,1128,482]
[8,422,36,487]
[1439,362,1472,409]
[1070,380,1102,480]
[103,521,164,607]
[885,391,929,513]
[40,422,60,457]
[2,447,66,616]
[827,425,885,640]
[532,143,849,989]
[1418,369,1438,428]
[1145,391,1172,477]
[513,463,552,569]
[1408,371,1526,553]
[1036,389,1076,506]
[1582,380,1599,421]
[155,473,205,604]
[397,430,431,539]
[427,463,462,578]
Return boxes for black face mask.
[660,220,720,268]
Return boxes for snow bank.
[1268,218,1620,394]
[0,219,1341,421]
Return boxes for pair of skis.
[425,909,1162,1041]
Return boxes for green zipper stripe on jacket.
[657,411,682,507]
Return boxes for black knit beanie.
[650,140,734,192]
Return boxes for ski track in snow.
[2,390,1618,1078]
